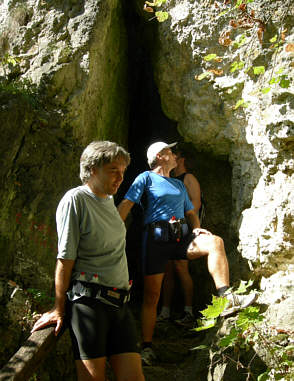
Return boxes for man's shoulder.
[184,173,200,185]
[59,186,88,205]
[63,185,86,198]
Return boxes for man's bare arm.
[117,199,135,221]
[185,209,211,238]
[185,209,200,230]
[184,174,201,213]
[31,259,75,335]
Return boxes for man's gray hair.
[80,141,130,184]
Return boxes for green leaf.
[269,77,279,85]
[155,11,169,22]
[235,280,254,294]
[275,68,284,75]
[261,87,271,94]
[204,54,218,61]
[279,77,290,88]
[193,318,217,331]
[257,370,270,381]
[200,295,229,319]
[190,345,209,351]
[233,34,247,49]
[236,306,263,329]
[196,71,211,81]
[7,57,17,66]
[219,10,229,17]
[218,327,239,347]
[230,61,245,73]
[234,98,249,110]
[253,66,265,75]
[270,35,278,43]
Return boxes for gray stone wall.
[151,0,294,330]
[0,0,128,376]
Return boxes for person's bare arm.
[184,174,201,213]
[185,209,200,229]
[117,199,135,221]
[31,259,75,335]
[185,209,211,237]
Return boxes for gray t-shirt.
[56,185,129,291]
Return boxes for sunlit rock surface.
[152,0,294,336]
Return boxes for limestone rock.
[152,0,294,328]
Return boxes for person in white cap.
[118,141,256,366]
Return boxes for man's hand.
[192,228,212,237]
[186,228,213,260]
[31,309,64,336]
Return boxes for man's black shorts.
[66,297,140,360]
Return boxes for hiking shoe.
[174,312,194,327]
[141,347,156,366]
[220,292,257,317]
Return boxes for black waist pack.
[148,218,189,243]
[70,280,131,308]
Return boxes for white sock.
[184,306,193,316]
[160,306,170,317]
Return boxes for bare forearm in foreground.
[31,259,75,335]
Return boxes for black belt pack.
[148,218,189,243]
[71,280,131,308]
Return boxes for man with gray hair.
[32,141,145,381]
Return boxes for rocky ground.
[142,323,204,381]
[130,305,207,381]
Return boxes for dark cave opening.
[118,3,241,315]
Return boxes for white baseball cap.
[146,141,177,167]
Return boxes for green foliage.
[233,34,248,49]
[201,295,229,319]
[253,66,265,75]
[234,98,250,110]
[191,281,294,380]
[196,0,293,110]
[204,54,222,62]
[27,288,54,306]
[195,71,212,81]
[235,279,254,294]
[230,60,245,73]
[0,77,40,107]
[194,295,229,332]
[155,11,169,22]
[144,0,169,22]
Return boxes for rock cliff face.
[0,0,128,376]
[152,0,294,330]
[0,0,128,285]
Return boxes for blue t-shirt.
[124,171,194,225]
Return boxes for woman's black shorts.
[66,297,140,360]
[142,226,194,275]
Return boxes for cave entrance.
[120,4,234,315]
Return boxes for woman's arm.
[117,199,135,221]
